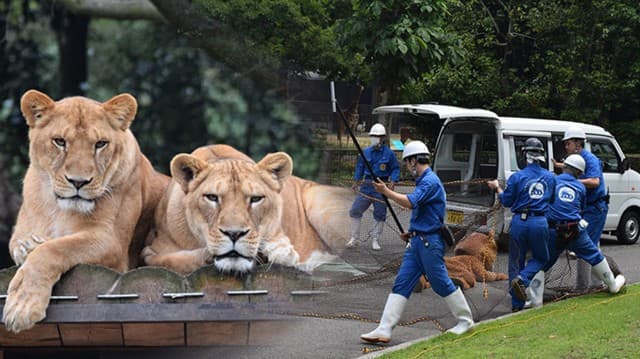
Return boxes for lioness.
[2,90,169,333]
[142,145,353,275]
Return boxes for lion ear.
[20,90,55,128]
[257,152,293,188]
[170,154,209,193]
[103,93,137,130]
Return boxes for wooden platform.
[0,264,329,348]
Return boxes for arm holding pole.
[330,82,405,234]
[372,179,412,209]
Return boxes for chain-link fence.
[317,148,412,186]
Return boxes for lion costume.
[420,231,507,290]
[142,144,353,275]
[2,90,169,333]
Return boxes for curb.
[357,308,533,358]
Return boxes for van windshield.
[433,120,497,207]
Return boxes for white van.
[372,104,640,246]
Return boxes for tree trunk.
[51,7,90,97]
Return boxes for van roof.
[372,104,612,137]
[372,104,498,119]
[489,117,611,137]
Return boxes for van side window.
[452,134,472,162]
[478,134,498,179]
[512,136,548,170]
[433,120,496,207]
[589,139,621,173]
[552,134,566,174]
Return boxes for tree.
[338,0,463,106]
[408,0,640,152]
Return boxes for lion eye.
[95,140,108,150]
[204,194,219,203]
[53,138,66,147]
[250,196,264,204]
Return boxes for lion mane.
[2,90,169,333]
[142,144,353,275]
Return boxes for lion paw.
[263,241,299,268]
[140,246,158,264]
[2,267,49,333]
[12,235,47,265]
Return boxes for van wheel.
[616,211,640,244]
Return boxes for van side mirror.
[621,158,630,173]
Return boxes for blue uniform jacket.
[548,173,586,223]
[354,145,400,182]
[406,168,445,234]
[499,163,555,214]
[580,149,606,204]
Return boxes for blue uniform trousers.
[391,233,456,299]
[583,200,608,247]
[544,227,604,272]
[509,215,550,309]
[349,183,387,222]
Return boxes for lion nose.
[219,229,249,243]
[66,176,93,189]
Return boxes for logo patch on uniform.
[558,186,576,202]
[379,163,387,171]
[528,182,545,199]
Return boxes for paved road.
[7,227,636,359]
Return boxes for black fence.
[317,148,412,186]
[317,150,640,187]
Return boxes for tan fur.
[420,231,507,290]
[3,90,170,333]
[143,145,353,275]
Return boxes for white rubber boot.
[443,288,474,335]
[593,258,625,294]
[360,293,407,343]
[524,271,544,308]
[371,220,384,251]
[346,217,361,248]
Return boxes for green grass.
[383,284,640,359]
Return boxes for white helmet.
[402,141,430,160]
[562,126,586,141]
[564,154,586,172]
[369,123,386,136]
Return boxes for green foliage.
[410,0,640,151]
[0,0,57,189]
[194,0,350,78]
[88,19,321,177]
[338,0,463,101]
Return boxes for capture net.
[284,175,624,352]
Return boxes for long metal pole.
[330,82,404,234]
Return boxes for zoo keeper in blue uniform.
[359,141,474,344]
[347,123,400,251]
[487,137,555,311]
[541,154,625,299]
[553,126,608,289]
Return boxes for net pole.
[330,82,404,234]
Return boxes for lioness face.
[172,153,292,273]
[21,90,137,214]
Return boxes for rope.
[338,178,506,298]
